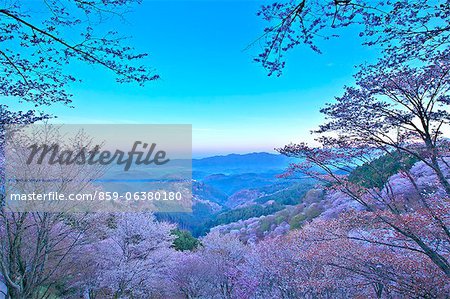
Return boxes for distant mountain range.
[157,152,315,236]
[192,152,296,178]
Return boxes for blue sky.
[10,1,378,157]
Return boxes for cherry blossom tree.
[264,0,450,289]
[92,212,176,298]
[1,0,158,123]
[278,59,450,279]
[297,216,449,297]
[255,0,450,75]
[236,235,339,298]
[0,126,105,299]
[170,232,247,299]
[170,252,216,298]
[315,60,450,193]
[232,217,448,298]
[198,232,247,299]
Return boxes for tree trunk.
[431,155,450,195]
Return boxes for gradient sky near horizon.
[8,0,379,157]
